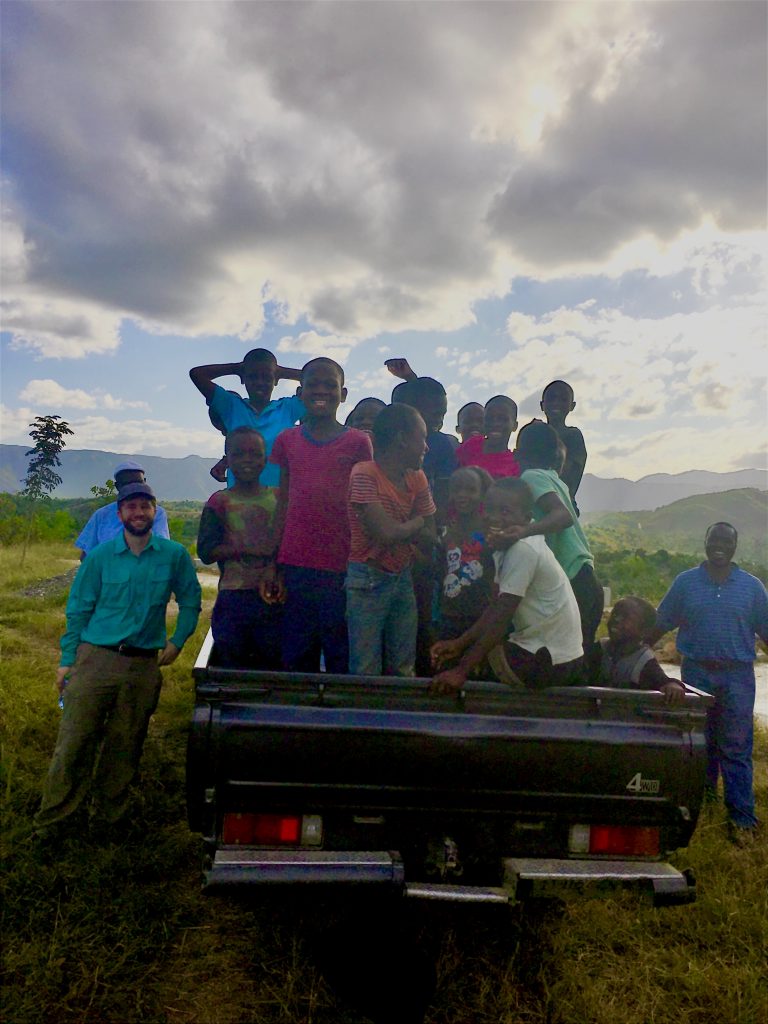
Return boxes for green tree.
[90,479,117,504]
[19,414,74,565]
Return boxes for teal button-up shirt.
[61,532,202,666]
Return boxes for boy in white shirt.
[430,478,583,692]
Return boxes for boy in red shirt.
[270,358,372,672]
[346,404,436,676]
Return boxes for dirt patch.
[19,567,79,599]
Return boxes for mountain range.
[1,443,766,513]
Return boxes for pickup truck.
[186,630,712,908]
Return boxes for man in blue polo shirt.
[648,522,768,845]
[190,348,304,487]
[35,482,201,839]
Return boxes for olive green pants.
[35,643,162,828]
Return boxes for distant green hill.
[585,488,767,561]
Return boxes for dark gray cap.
[117,482,156,504]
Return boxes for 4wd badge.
[626,772,660,794]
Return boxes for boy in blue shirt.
[190,348,303,487]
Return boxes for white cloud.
[1,2,764,357]
[276,330,360,366]
[1,402,221,458]
[18,379,149,411]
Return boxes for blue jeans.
[681,658,757,828]
[345,562,417,677]
[280,566,349,674]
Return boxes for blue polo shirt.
[61,533,202,666]
[209,386,305,487]
[656,563,768,663]
[76,501,170,554]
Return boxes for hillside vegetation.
[584,487,768,562]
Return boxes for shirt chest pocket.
[101,563,132,608]
[149,566,173,605]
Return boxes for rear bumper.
[204,849,695,906]
[205,849,405,889]
[504,857,696,907]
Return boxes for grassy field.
[1,544,766,1024]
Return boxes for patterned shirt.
[197,488,278,590]
[61,533,202,666]
[271,425,373,572]
[656,563,768,663]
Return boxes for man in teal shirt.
[35,482,202,838]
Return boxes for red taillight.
[223,813,302,846]
[588,825,660,857]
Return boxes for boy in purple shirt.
[270,358,373,672]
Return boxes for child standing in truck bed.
[438,466,495,642]
[197,427,283,669]
[346,404,436,676]
[456,395,521,480]
[270,357,372,673]
[539,379,587,514]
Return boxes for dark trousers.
[412,561,437,678]
[569,563,604,651]
[36,643,162,828]
[280,565,349,674]
[503,642,584,689]
[211,588,283,669]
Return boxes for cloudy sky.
[2,1,766,480]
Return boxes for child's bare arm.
[487,492,572,549]
[431,593,520,694]
[384,358,417,381]
[189,361,244,400]
[275,363,302,383]
[354,501,427,546]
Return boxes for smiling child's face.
[299,362,347,419]
[540,382,575,425]
[607,599,646,647]
[449,470,483,516]
[457,404,484,441]
[484,487,530,532]
[226,432,266,483]
[483,400,518,445]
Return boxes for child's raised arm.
[189,361,244,400]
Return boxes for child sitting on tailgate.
[439,466,495,643]
[197,427,283,669]
[588,596,685,705]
